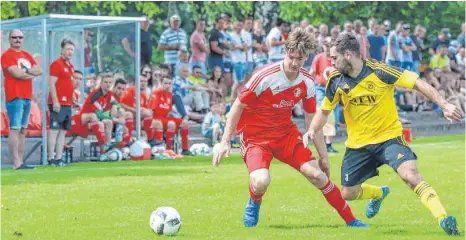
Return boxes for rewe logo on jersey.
[349,95,377,106]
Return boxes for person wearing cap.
[429,28,451,56]
[400,24,417,71]
[382,19,391,44]
[122,16,153,66]
[158,14,187,72]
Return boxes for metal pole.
[135,22,141,140]
[41,18,48,165]
[80,29,86,159]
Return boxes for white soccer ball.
[152,145,166,154]
[121,147,130,160]
[149,207,182,235]
[106,149,123,162]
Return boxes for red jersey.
[310,52,333,86]
[237,62,316,137]
[80,88,116,114]
[48,57,75,106]
[1,48,37,101]
[149,88,173,118]
[120,86,148,109]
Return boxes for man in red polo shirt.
[119,75,154,141]
[48,39,76,166]
[149,75,192,155]
[1,29,42,170]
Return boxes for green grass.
[2,135,464,240]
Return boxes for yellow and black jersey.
[321,59,419,149]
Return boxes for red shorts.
[154,117,182,130]
[70,114,90,138]
[239,127,315,173]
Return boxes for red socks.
[181,127,189,150]
[154,129,163,141]
[165,129,175,150]
[143,118,153,141]
[125,118,134,134]
[249,184,264,203]
[88,121,105,145]
[319,180,355,224]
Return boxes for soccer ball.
[190,143,211,156]
[121,147,130,160]
[106,149,123,161]
[149,207,182,235]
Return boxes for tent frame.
[2,14,145,165]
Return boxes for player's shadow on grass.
[269,223,345,229]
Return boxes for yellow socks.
[356,183,383,200]
[414,181,447,224]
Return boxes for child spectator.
[202,102,226,145]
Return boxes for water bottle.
[115,123,123,142]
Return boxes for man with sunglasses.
[1,29,42,170]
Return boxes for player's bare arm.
[304,108,331,146]
[49,76,60,112]
[305,112,330,177]
[212,99,246,167]
[413,79,463,122]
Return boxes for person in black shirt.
[122,16,153,66]
[429,28,451,56]
[208,16,229,73]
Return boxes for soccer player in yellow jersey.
[304,33,463,236]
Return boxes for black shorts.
[341,136,417,187]
[49,105,72,130]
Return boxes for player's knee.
[250,174,270,193]
[87,113,98,122]
[125,112,133,119]
[102,119,113,128]
[153,120,163,129]
[167,121,176,130]
[399,165,422,188]
[341,187,359,200]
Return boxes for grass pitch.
[1,135,464,240]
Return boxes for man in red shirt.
[111,78,134,148]
[213,28,367,228]
[70,73,123,156]
[149,76,192,155]
[48,39,76,166]
[119,75,153,142]
[310,39,339,153]
[1,29,42,170]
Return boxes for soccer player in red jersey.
[119,75,154,141]
[48,39,76,166]
[148,76,193,156]
[111,78,134,148]
[70,73,123,156]
[212,28,367,228]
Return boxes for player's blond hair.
[284,27,316,57]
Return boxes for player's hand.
[442,103,464,122]
[302,129,316,147]
[53,102,60,113]
[318,156,330,178]
[212,141,230,167]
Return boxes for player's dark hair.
[333,33,360,56]
[74,70,83,76]
[61,38,75,48]
[114,78,127,86]
[192,65,202,72]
